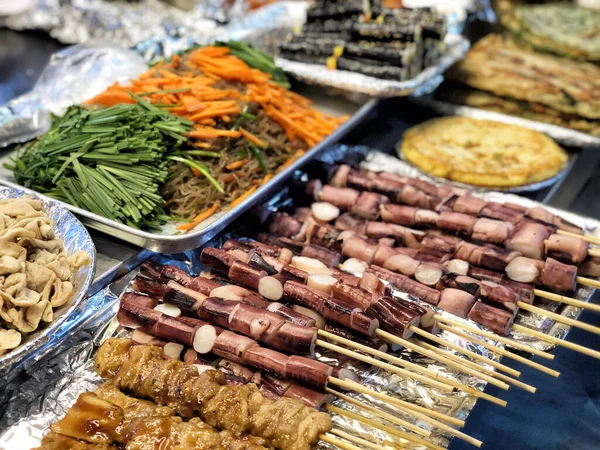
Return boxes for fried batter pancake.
[400,116,568,187]
[447,34,600,120]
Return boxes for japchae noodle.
[87,44,345,224]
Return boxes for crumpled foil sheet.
[0,187,96,375]
[412,97,600,148]
[273,34,471,98]
[0,233,499,450]
[366,150,571,194]
[0,43,147,148]
[0,0,306,62]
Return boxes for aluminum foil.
[0,235,497,450]
[0,0,306,62]
[412,97,600,148]
[0,187,96,376]
[365,149,572,194]
[274,34,471,98]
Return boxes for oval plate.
[0,187,96,372]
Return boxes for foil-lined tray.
[274,34,471,98]
[0,187,96,374]
[371,149,572,194]
[0,146,597,448]
[412,96,600,148]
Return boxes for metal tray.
[0,92,377,254]
[412,96,600,148]
[0,187,96,374]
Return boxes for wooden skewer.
[588,248,600,258]
[577,276,600,289]
[329,429,390,450]
[376,329,511,390]
[534,289,600,313]
[336,379,484,447]
[437,323,560,378]
[329,377,465,427]
[517,301,600,335]
[327,388,431,437]
[318,339,453,393]
[408,326,522,378]
[434,314,554,360]
[328,405,449,450]
[320,330,507,407]
[556,229,600,245]
[320,433,363,450]
[419,342,537,394]
[513,324,600,360]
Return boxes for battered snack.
[447,34,600,120]
[400,117,568,187]
[499,1,600,63]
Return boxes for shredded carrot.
[226,159,249,170]
[229,186,258,209]
[260,174,274,186]
[177,200,221,231]
[251,179,259,185]
[239,127,266,148]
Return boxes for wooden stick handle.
[533,289,600,313]
[375,329,511,390]
[328,377,465,427]
[588,248,600,258]
[317,339,453,393]
[513,324,600,360]
[419,342,537,394]
[327,405,450,450]
[434,314,554,360]
[438,323,560,378]
[330,379,484,447]
[326,388,431,437]
[576,276,600,289]
[409,326,522,378]
[320,433,363,450]
[556,230,600,245]
[517,301,600,335]
[319,329,507,406]
[329,429,387,450]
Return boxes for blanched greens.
[8,98,192,229]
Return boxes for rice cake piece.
[447,34,600,120]
[400,116,568,187]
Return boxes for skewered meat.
[335,212,367,233]
[505,222,549,260]
[301,244,341,267]
[319,185,359,210]
[380,204,417,226]
[545,234,589,265]
[445,195,487,216]
[437,211,478,235]
[352,191,389,220]
[481,202,524,224]
[542,258,577,293]
[505,256,545,284]
[95,340,331,450]
[478,281,519,312]
[437,288,476,318]
[467,302,516,336]
[526,206,583,235]
[269,213,303,238]
[580,256,600,277]
[420,234,459,258]
[472,218,511,244]
[366,297,421,338]
[341,236,378,263]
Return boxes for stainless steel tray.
[0,187,96,374]
[0,92,377,254]
[412,96,600,148]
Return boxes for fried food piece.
[95,338,332,450]
[400,116,568,187]
[447,34,600,120]
[32,432,118,450]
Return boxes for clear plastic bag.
[0,42,147,147]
